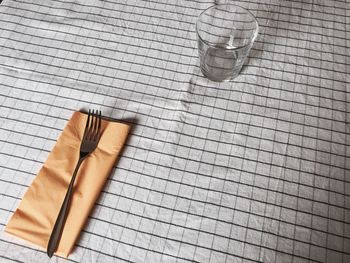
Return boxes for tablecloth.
[0,0,349,262]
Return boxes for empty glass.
[196,4,259,81]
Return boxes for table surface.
[0,0,349,262]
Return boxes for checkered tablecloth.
[0,0,349,262]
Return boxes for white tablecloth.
[0,0,349,262]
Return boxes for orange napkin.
[5,111,130,257]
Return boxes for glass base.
[200,66,241,82]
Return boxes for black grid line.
[1,136,349,216]
[3,0,349,40]
[0,0,349,263]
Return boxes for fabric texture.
[0,0,348,262]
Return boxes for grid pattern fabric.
[0,0,349,262]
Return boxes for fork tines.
[84,109,102,141]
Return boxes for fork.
[47,109,102,257]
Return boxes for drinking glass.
[196,4,259,81]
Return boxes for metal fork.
[47,109,102,257]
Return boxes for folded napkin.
[5,111,130,257]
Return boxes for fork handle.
[47,157,84,257]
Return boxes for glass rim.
[196,4,259,51]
